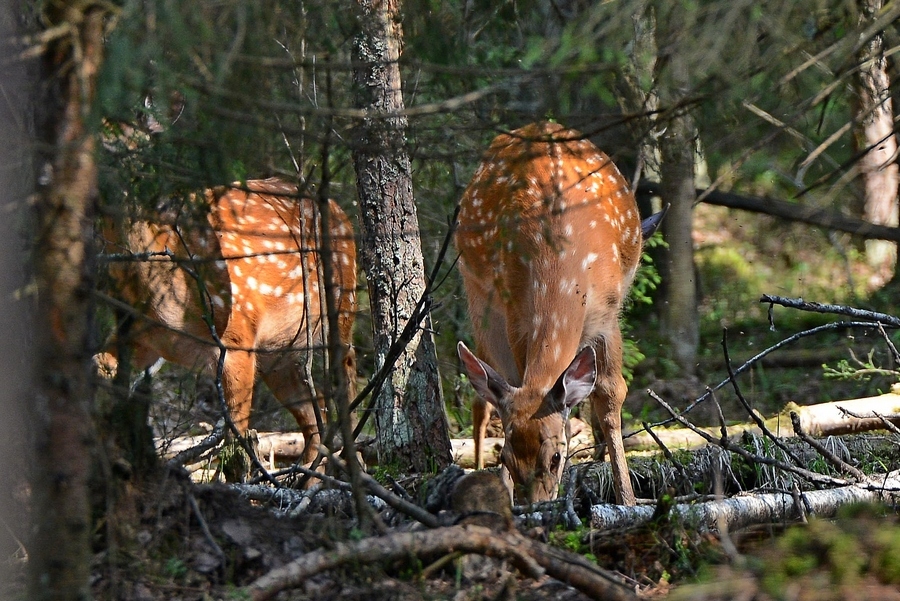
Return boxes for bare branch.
[789,411,866,482]
[760,295,900,326]
[647,390,848,487]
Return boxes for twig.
[709,387,729,444]
[562,465,581,529]
[647,390,848,487]
[326,450,440,529]
[760,295,900,327]
[636,320,893,435]
[350,204,460,439]
[791,481,809,524]
[248,462,352,491]
[838,407,900,436]
[641,420,692,484]
[877,322,900,365]
[721,328,805,467]
[789,411,867,481]
[187,489,225,570]
[873,411,900,437]
[165,419,225,470]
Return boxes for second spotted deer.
[98,178,357,469]
[456,122,660,505]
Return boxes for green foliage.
[760,508,900,596]
[162,556,188,580]
[548,520,595,558]
[823,350,899,382]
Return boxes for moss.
[760,509,900,597]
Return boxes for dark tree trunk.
[0,0,35,593]
[656,3,699,376]
[351,0,451,472]
[855,0,899,284]
[28,5,106,601]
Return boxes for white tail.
[456,122,644,505]
[98,178,357,466]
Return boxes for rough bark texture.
[855,0,899,282]
[244,524,636,601]
[618,2,661,189]
[0,0,34,594]
[29,6,106,600]
[351,0,451,472]
[656,12,699,376]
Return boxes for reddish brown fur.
[98,178,357,466]
[456,123,640,505]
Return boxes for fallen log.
[590,469,900,532]
[624,392,900,452]
[155,392,900,468]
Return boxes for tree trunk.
[656,4,699,376]
[29,6,106,600]
[350,0,451,472]
[618,1,662,190]
[0,0,35,591]
[855,0,899,284]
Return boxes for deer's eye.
[551,451,562,469]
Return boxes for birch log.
[155,392,900,468]
[591,470,900,532]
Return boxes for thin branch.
[721,328,805,467]
[642,421,693,485]
[760,295,900,327]
[877,323,900,365]
[187,489,225,571]
[647,390,848,488]
[789,411,867,482]
[326,450,440,529]
[165,419,225,470]
[635,320,890,435]
[350,205,460,439]
[838,407,900,437]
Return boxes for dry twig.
[647,389,848,487]
[789,411,867,481]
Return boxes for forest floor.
[34,457,900,601]
[8,200,900,599]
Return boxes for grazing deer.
[456,122,662,506]
[97,178,357,467]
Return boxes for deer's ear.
[458,342,513,413]
[546,346,597,414]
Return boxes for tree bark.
[244,524,636,601]
[855,0,899,283]
[350,0,451,472]
[29,6,106,600]
[591,470,900,532]
[656,4,699,376]
[0,0,35,592]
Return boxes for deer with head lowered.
[97,178,357,470]
[456,122,664,506]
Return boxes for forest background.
[5,0,900,599]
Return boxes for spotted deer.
[97,178,357,467]
[456,122,663,506]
